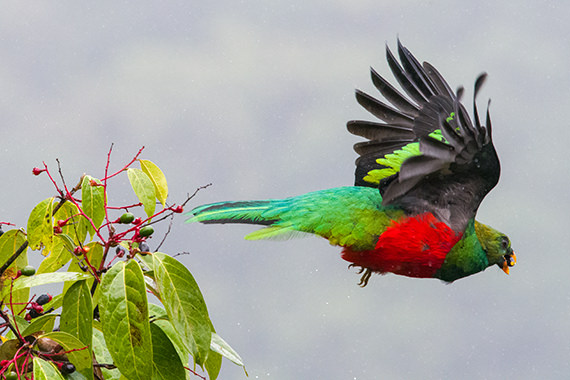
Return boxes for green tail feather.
[244,226,306,240]
[188,199,305,240]
[188,201,276,225]
[188,186,403,249]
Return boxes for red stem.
[42,162,62,195]
[103,145,145,181]
[78,249,101,283]
[96,145,145,271]
[8,281,24,344]
[184,366,207,380]
[63,192,108,244]
[106,202,143,210]
[40,345,88,356]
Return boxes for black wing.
[347,39,500,232]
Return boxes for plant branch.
[182,183,212,207]
[155,214,173,252]
[0,307,24,345]
[103,145,145,181]
[0,241,29,276]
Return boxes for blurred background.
[0,1,567,379]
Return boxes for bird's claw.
[349,264,372,287]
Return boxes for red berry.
[53,225,62,234]
[133,217,143,225]
[73,246,90,256]
[57,219,67,227]
[32,167,44,176]
[173,205,184,213]
[31,303,44,313]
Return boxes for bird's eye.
[501,236,510,250]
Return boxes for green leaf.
[148,306,243,378]
[37,234,73,274]
[81,176,106,237]
[56,233,77,253]
[12,272,92,290]
[33,357,66,380]
[150,323,186,380]
[141,263,159,298]
[127,168,156,218]
[4,314,29,340]
[148,303,168,320]
[149,304,189,364]
[152,253,211,366]
[63,372,90,380]
[0,229,29,314]
[27,197,55,253]
[38,331,93,380]
[92,327,122,380]
[1,272,91,300]
[205,348,222,380]
[60,280,93,356]
[153,319,190,360]
[100,260,153,380]
[137,252,154,270]
[140,159,168,207]
[54,201,88,246]
[210,332,244,367]
[0,339,21,361]
[22,313,56,336]
[0,229,28,269]
[43,292,64,312]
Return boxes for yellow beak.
[502,252,517,275]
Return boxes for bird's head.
[474,221,516,275]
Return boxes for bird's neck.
[434,220,489,282]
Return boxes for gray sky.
[1,1,568,379]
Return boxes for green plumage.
[189,187,404,250]
[434,220,489,282]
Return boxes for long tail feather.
[187,187,395,249]
[188,201,278,225]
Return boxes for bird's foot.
[348,264,372,287]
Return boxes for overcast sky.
[1,1,568,379]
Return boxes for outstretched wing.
[348,40,500,232]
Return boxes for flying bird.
[188,40,515,286]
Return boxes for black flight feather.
[370,67,419,116]
[347,120,415,141]
[347,40,500,232]
[355,90,414,126]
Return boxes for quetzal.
[188,40,516,286]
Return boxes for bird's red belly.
[341,213,462,278]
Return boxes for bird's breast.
[341,212,462,278]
